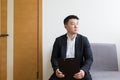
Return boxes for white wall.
[7,0,14,80]
[43,0,120,80]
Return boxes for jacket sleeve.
[51,38,60,71]
[81,37,93,74]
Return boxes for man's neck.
[67,33,77,40]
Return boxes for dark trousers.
[49,72,92,80]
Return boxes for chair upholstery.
[90,43,120,80]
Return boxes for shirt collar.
[66,34,77,41]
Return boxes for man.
[49,15,93,80]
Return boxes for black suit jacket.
[50,34,93,80]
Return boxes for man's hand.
[73,70,85,79]
[56,69,65,78]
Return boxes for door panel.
[14,0,42,80]
[0,0,7,80]
[14,0,38,80]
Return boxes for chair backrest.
[90,43,118,71]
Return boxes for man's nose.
[74,25,78,28]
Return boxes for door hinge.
[37,72,39,80]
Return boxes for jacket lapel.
[61,34,67,58]
[75,34,83,58]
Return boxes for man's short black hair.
[63,15,79,25]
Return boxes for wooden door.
[14,0,42,80]
[0,0,7,80]
[38,0,42,79]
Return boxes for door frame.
[38,0,42,79]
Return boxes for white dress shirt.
[66,34,76,58]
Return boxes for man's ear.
[64,25,67,29]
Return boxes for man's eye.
[71,23,75,25]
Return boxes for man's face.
[65,19,79,34]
